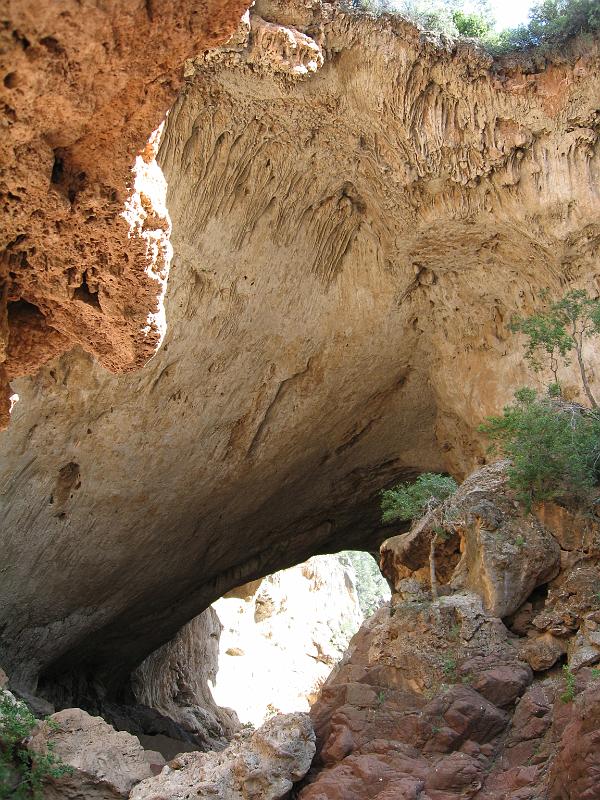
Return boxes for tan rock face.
[381,462,561,618]
[0,0,250,425]
[132,607,239,750]
[129,712,315,800]
[1,3,600,698]
[28,708,155,799]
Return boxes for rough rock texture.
[131,606,239,751]
[382,462,561,618]
[28,708,158,799]
[1,2,600,698]
[301,466,600,799]
[210,554,363,725]
[129,712,315,800]
[0,0,250,425]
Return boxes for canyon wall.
[0,1,599,700]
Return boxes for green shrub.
[452,9,494,37]
[381,473,458,524]
[493,0,600,52]
[0,693,71,799]
[560,664,576,703]
[479,389,600,506]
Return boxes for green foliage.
[342,0,600,52]
[441,656,458,681]
[337,550,390,617]
[381,473,458,524]
[452,9,493,36]
[510,289,600,406]
[0,693,72,799]
[493,0,600,52]
[560,664,576,703]
[479,389,600,506]
[591,668,600,679]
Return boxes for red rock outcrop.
[0,0,250,425]
[301,465,600,799]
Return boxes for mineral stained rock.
[0,0,250,425]
[129,712,315,800]
[1,2,599,697]
[301,465,600,800]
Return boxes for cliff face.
[1,2,599,699]
[0,0,249,425]
[302,464,600,800]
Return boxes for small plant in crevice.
[0,692,72,799]
[441,655,458,682]
[560,664,576,703]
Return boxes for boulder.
[28,708,154,799]
[130,712,315,800]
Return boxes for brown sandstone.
[0,2,599,705]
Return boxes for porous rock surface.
[0,0,250,425]
[300,465,600,799]
[1,1,600,698]
[129,712,315,800]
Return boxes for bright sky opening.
[491,0,535,30]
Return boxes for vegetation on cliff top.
[479,289,600,508]
[344,0,600,53]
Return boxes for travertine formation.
[301,464,600,799]
[0,0,250,425]
[132,606,239,752]
[0,1,599,704]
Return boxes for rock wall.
[1,1,599,698]
[300,464,600,799]
[132,607,239,751]
[0,0,250,425]
[211,555,364,726]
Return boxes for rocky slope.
[300,463,600,799]
[1,0,600,706]
[0,0,250,425]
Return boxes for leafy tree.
[337,550,390,616]
[0,692,72,799]
[381,472,458,524]
[479,388,600,506]
[511,289,600,408]
[499,0,600,50]
[452,9,494,36]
